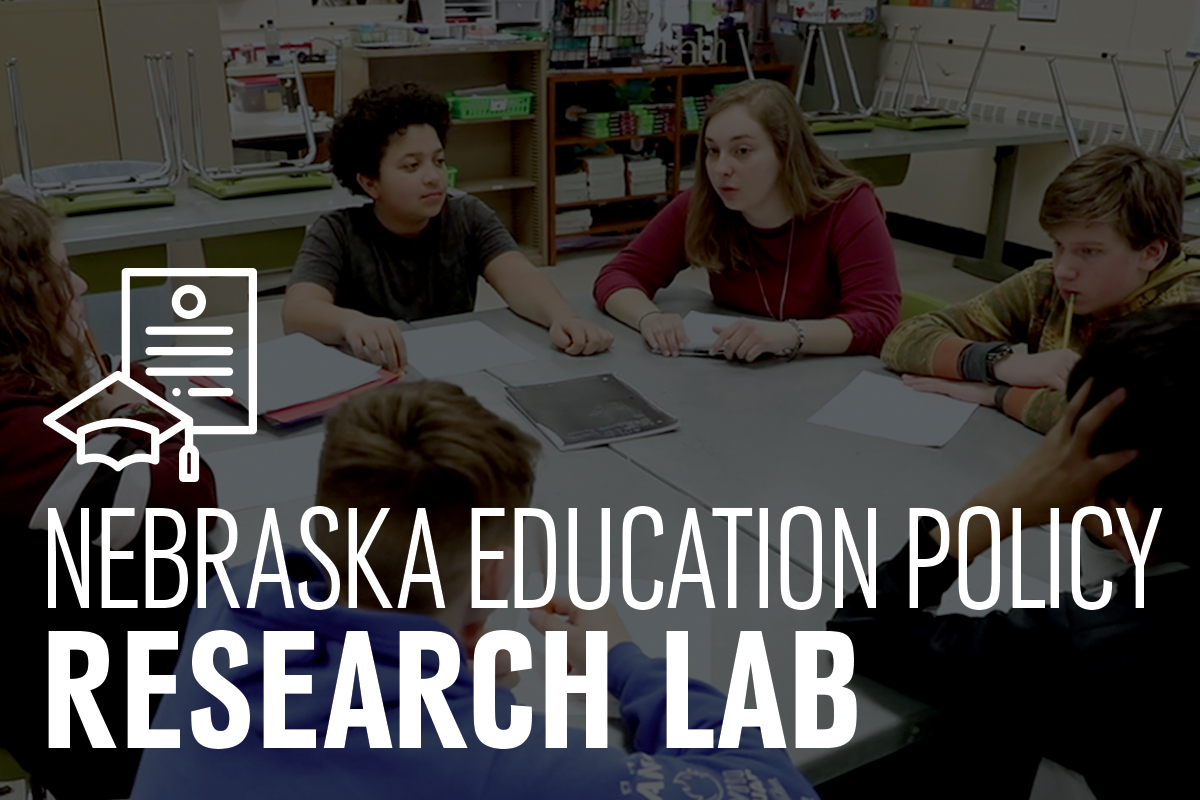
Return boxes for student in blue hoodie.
[132,382,819,800]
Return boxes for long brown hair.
[685,79,866,273]
[0,192,97,420]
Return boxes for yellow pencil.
[1063,294,1075,350]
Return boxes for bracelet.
[993,384,1012,411]
[636,310,663,331]
[778,319,806,361]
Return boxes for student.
[593,79,900,360]
[826,305,1197,799]
[0,193,217,800]
[131,382,819,800]
[283,84,613,371]
[883,143,1200,432]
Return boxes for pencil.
[1063,294,1075,350]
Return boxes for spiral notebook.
[505,373,679,451]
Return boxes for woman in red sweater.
[0,192,217,800]
[593,80,900,359]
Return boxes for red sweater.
[0,362,216,800]
[593,185,901,355]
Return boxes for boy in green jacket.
[882,143,1200,432]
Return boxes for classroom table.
[158,284,1054,784]
[162,349,937,786]
[57,183,364,256]
[818,120,1071,283]
[413,287,1045,589]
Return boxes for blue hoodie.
[132,549,819,800]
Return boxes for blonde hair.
[1039,143,1184,264]
[316,382,540,614]
[0,192,97,421]
[685,79,867,273]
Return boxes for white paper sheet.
[193,333,381,412]
[403,321,536,378]
[203,433,325,512]
[680,310,742,351]
[807,371,978,447]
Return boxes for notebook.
[190,333,398,428]
[505,373,679,451]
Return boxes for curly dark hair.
[330,84,451,196]
[1067,303,1200,565]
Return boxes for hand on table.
[902,375,997,406]
[550,318,614,355]
[639,311,688,356]
[341,313,407,374]
[528,596,632,675]
[711,319,798,361]
[993,349,1080,392]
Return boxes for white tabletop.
[59,183,364,255]
[415,289,1044,589]
[156,288,1050,783]
[817,120,1070,160]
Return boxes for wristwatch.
[779,319,806,361]
[984,343,1014,384]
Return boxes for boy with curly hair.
[283,85,612,372]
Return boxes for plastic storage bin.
[228,76,283,113]
[446,90,534,120]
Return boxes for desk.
[57,183,364,257]
[416,288,1043,587]
[160,290,1043,783]
[819,121,1071,283]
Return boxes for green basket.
[447,165,458,188]
[446,90,534,120]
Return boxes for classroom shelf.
[556,218,651,237]
[459,176,537,193]
[555,192,671,209]
[452,114,537,126]
[545,62,793,264]
[555,132,676,146]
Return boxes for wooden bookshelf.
[546,62,794,264]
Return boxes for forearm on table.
[503,272,579,329]
[796,317,854,354]
[603,287,660,330]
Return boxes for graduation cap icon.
[43,371,201,482]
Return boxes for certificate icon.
[45,268,257,483]
[124,267,258,435]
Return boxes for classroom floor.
[475,238,998,312]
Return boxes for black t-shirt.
[288,191,519,321]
